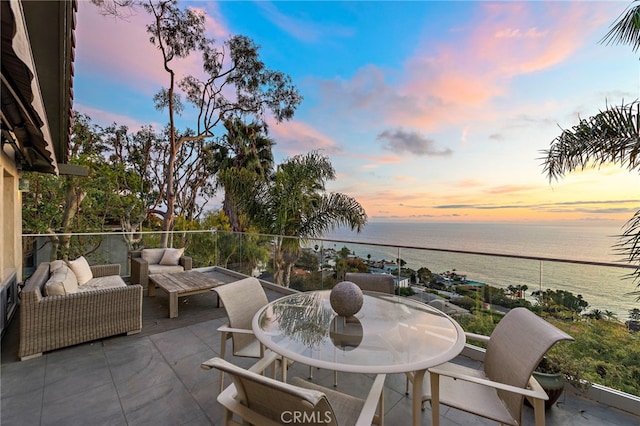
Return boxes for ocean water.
[321,222,638,320]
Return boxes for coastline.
[321,221,637,320]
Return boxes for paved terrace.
[1,271,639,426]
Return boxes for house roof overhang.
[1,0,79,175]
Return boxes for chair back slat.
[484,307,574,421]
[344,272,395,294]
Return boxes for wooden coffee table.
[149,270,225,318]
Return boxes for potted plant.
[530,350,590,409]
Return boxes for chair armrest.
[131,256,148,266]
[356,373,386,426]
[429,363,548,400]
[217,325,255,335]
[90,264,121,278]
[465,332,490,344]
[130,256,149,286]
[201,349,280,372]
[180,256,192,270]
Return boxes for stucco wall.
[1,145,22,283]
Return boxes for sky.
[74,0,639,226]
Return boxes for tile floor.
[1,286,639,425]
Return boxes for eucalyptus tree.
[214,118,275,232]
[110,0,303,247]
[240,151,367,287]
[542,1,640,299]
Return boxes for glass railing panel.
[540,260,635,319]
[21,230,636,320]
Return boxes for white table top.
[252,290,466,374]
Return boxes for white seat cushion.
[76,275,127,292]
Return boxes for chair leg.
[308,365,313,380]
[334,370,338,387]
[219,331,228,394]
[430,371,440,426]
[533,397,546,426]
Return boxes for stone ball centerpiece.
[330,281,363,317]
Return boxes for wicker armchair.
[129,249,192,291]
[19,262,143,360]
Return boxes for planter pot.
[528,371,565,409]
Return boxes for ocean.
[321,221,638,320]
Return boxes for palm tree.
[542,1,640,299]
[241,151,367,287]
[213,118,274,232]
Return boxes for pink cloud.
[374,155,403,164]
[394,175,416,182]
[401,2,612,117]
[267,119,342,156]
[318,2,615,132]
[75,103,162,133]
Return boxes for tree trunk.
[59,179,86,257]
[223,192,242,233]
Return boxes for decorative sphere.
[330,281,363,317]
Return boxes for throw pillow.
[141,248,166,265]
[49,259,66,273]
[159,248,185,266]
[68,256,93,285]
[45,264,78,295]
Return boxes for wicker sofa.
[19,262,143,360]
[129,248,192,292]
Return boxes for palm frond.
[601,1,640,52]
[541,101,640,181]
[615,209,640,300]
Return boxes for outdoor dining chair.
[419,307,574,426]
[202,355,386,426]
[344,272,395,294]
[213,277,273,393]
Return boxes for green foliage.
[416,267,434,284]
[295,249,320,272]
[290,271,330,292]
[237,151,367,286]
[545,317,640,395]
[532,289,589,319]
[215,119,275,232]
[454,312,501,343]
[450,295,479,311]
[458,308,640,395]
[396,286,415,297]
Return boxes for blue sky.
[74,1,639,225]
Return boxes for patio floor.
[1,278,639,425]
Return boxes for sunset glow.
[74,1,638,226]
